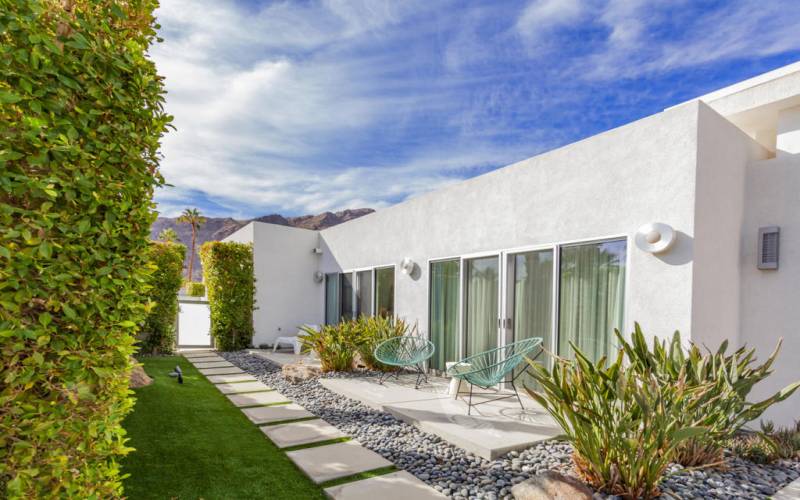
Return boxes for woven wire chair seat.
[373,336,435,388]
[447,337,543,388]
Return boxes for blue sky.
[151,0,800,218]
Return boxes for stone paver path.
[228,391,288,408]
[261,419,346,448]
[286,441,393,484]
[181,351,215,358]
[242,403,314,424]
[324,471,448,500]
[207,374,256,384]
[193,361,236,369]
[215,381,272,394]
[198,366,245,375]
[188,356,223,364]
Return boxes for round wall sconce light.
[400,257,416,274]
[313,271,324,283]
[635,222,677,254]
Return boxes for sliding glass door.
[558,239,626,362]
[325,273,340,325]
[511,249,553,386]
[340,273,353,321]
[355,270,373,317]
[465,256,499,357]
[374,266,395,318]
[429,260,460,371]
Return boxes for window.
[511,249,553,385]
[324,273,340,325]
[355,270,373,318]
[340,273,353,322]
[429,259,460,371]
[464,256,499,357]
[374,266,395,318]
[558,239,626,362]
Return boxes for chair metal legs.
[378,364,428,389]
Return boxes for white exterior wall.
[740,155,800,426]
[777,105,800,155]
[320,102,703,342]
[225,222,324,346]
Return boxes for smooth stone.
[261,419,346,448]
[216,381,272,394]
[511,471,593,500]
[227,391,287,408]
[242,403,314,424]
[324,471,447,499]
[198,367,245,375]
[206,374,256,384]
[286,441,392,484]
[282,362,322,384]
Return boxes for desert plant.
[527,346,712,499]
[355,316,415,371]
[140,242,186,354]
[619,324,800,466]
[299,323,360,372]
[0,0,170,496]
[186,281,205,297]
[200,241,255,351]
[726,433,774,464]
[759,420,800,461]
[178,208,206,280]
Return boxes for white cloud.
[515,0,585,46]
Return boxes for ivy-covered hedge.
[0,1,170,497]
[199,242,255,351]
[140,242,185,354]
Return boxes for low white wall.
[740,155,800,426]
[321,102,704,342]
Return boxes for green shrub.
[0,0,170,496]
[199,241,255,351]
[527,346,712,499]
[726,433,775,464]
[619,324,800,466]
[758,420,800,461]
[139,242,185,354]
[355,316,414,371]
[186,281,205,297]
[300,323,359,372]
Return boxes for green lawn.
[121,356,325,500]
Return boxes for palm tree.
[157,227,179,243]
[177,208,206,280]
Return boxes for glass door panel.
[340,273,353,321]
[325,273,340,325]
[465,256,499,357]
[429,260,459,371]
[558,239,626,362]
[356,270,373,317]
[374,267,395,318]
[511,249,553,388]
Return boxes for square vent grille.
[757,226,780,270]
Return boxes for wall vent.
[757,226,780,270]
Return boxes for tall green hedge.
[199,241,255,351]
[0,1,170,497]
[140,242,185,354]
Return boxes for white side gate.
[177,296,212,347]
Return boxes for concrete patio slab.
[192,361,235,369]
[227,391,288,408]
[286,441,392,484]
[320,376,560,460]
[206,373,256,384]
[774,477,800,499]
[324,471,446,500]
[242,403,314,424]
[198,366,245,375]
[261,419,346,448]
[216,381,272,394]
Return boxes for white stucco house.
[226,61,800,425]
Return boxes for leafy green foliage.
[527,345,713,498]
[186,281,205,297]
[619,324,800,466]
[140,243,185,354]
[757,420,800,461]
[300,323,359,372]
[157,227,179,243]
[199,241,254,351]
[0,0,170,496]
[355,316,414,371]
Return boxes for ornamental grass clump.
[300,322,359,372]
[619,324,800,467]
[527,347,712,499]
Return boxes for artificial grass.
[121,356,325,500]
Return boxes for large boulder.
[282,362,322,384]
[511,471,593,500]
[129,359,153,388]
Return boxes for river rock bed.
[218,350,799,500]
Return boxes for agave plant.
[527,347,712,499]
[618,324,800,466]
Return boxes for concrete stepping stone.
[198,367,244,375]
[216,381,272,394]
[182,351,216,358]
[188,356,223,364]
[206,373,256,384]
[242,403,314,424]
[228,391,287,408]
[192,361,235,369]
[261,419,346,448]
[324,471,446,500]
[286,441,392,484]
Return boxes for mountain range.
[151,208,374,280]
